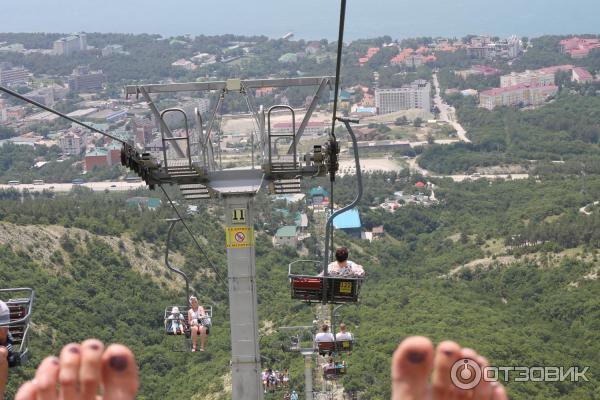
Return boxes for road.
[432,72,471,143]
[0,181,147,193]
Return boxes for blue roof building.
[332,208,362,237]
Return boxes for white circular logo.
[451,358,482,390]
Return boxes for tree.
[413,117,423,128]
[395,116,409,126]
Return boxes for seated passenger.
[335,323,353,341]
[323,357,336,371]
[314,324,335,345]
[188,296,208,352]
[282,369,289,387]
[0,301,13,400]
[262,369,269,393]
[325,247,365,278]
[167,307,186,335]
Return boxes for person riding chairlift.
[322,247,365,278]
[0,301,15,400]
[167,306,186,335]
[188,296,208,352]
[335,323,353,341]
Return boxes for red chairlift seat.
[316,340,336,356]
[289,261,363,304]
[323,363,347,380]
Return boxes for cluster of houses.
[272,186,389,248]
[377,182,437,213]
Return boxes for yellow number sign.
[339,281,353,294]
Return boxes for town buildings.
[359,47,380,66]
[53,33,87,56]
[479,84,558,110]
[68,66,106,92]
[500,65,573,87]
[466,35,522,60]
[390,47,436,68]
[59,131,86,155]
[455,65,501,79]
[572,67,594,83]
[0,65,30,86]
[560,37,600,58]
[375,80,431,114]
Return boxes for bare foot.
[391,336,509,400]
[15,339,138,400]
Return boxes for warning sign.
[226,226,254,248]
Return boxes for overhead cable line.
[0,85,126,144]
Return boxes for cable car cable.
[0,85,127,144]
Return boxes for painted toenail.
[443,350,454,356]
[89,344,100,350]
[69,347,80,354]
[109,355,128,371]
[407,351,425,363]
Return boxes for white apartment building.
[0,66,29,86]
[479,84,558,110]
[53,33,87,56]
[500,65,573,88]
[375,80,431,115]
[58,131,86,155]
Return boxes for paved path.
[432,72,470,143]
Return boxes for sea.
[2,0,600,40]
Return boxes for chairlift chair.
[0,287,34,367]
[323,362,347,380]
[164,305,213,352]
[288,260,363,304]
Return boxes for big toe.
[101,344,139,400]
[391,336,434,400]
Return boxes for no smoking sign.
[226,226,254,248]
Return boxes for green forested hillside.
[1,176,600,399]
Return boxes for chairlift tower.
[122,76,338,400]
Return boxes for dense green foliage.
[419,93,600,174]
[0,173,599,398]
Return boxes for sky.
[2,0,600,40]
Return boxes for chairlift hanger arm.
[322,118,363,272]
[164,218,191,305]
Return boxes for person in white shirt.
[335,323,353,341]
[326,247,365,277]
[314,324,335,344]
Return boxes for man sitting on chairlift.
[0,301,15,400]
[167,307,186,335]
[324,247,365,278]
[335,323,353,341]
[314,324,335,344]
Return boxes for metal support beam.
[224,195,263,400]
[287,78,331,155]
[303,352,314,400]
[125,77,334,95]
[139,87,186,159]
